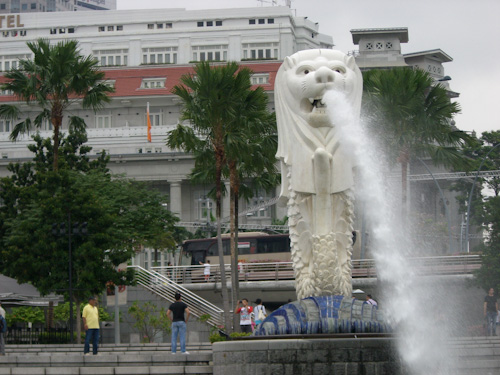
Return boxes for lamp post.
[465,143,500,252]
[52,216,87,343]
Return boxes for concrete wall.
[213,338,405,375]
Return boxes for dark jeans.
[84,328,99,354]
[486,312,497,336]
[240,324,252,333]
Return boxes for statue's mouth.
[301,97,327,114]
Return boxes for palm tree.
[167,61,277,332]
[363,67,471,220]
[0,39,114,171]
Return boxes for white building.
[0,6,333,242]
[0,0,116,13]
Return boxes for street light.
[465,143,500,252]
[52,216,88,343]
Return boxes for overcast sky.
[118,0,500,136]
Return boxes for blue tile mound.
[253,295,392,336]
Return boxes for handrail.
[152,255,481,284]
[128,265,224,328]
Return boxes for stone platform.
[213,334,404,375]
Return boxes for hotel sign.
[0,15,24,29]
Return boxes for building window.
[98,26,105,32]
[0,53,30,72]
[59,28,65,34]
[197,21,204,27]
[22,4,27,10]
[216,20,222,26]
[196,194,214,221]
[192,45,228,62]
[250,73,270,85]
[375,42,383,49]
[107,26,114,31]
[146,108,163,126]
[147,24,154,29]
[31,3,36,9]
[249,19,256,25]
[365,42,373,50]
[165,23,172,29]
[96,114,111,128]
[0,4,5,10]
[142,47,178,65]
[268,18,274,24]
[386,42,393,49]
[93,49,128,66]
[157,23,163,29]
[141,78,166,89]
[250,193,271,218]
[242,42,279,60]
[117,25,123,31]
[50,28,57,34]
[0,120,11,133]
[40,119,53,131]
[258,19,265,24]
[206,21,213,27]
[68,27,75,33]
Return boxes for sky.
[117,0,500,136]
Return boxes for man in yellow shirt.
[82,296,100,355]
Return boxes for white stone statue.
[275,49,363,299]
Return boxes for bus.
[181,230,362,266]
[181,232,290,265]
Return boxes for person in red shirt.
[235,298,253,333]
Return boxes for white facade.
[0,7,333,236]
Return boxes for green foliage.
[198,314,211,323]
[7,306,45,324]
[128,301,171,343]
[0,127,179,301]
[209,332,227,343]
[0,39,114,171]
[229,331,252,338]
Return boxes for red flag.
[147,102,152,142]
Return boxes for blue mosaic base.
[253,295,392,336]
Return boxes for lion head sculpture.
[275,49,363,198]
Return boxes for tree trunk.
[232,189,241,332]
[51,103,63,171]
[215,152,231,333]
[228,162,241,332]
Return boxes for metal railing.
[152,255,481,284]
[5,327,72,345]
[128,265,224,328]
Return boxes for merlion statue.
[275,49,362,299]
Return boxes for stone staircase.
[449,336,500,375]
[0,343,213,375]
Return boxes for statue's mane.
[275,49,362,164]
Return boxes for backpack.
[257,306,266,321]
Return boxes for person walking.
[235,298,253,333]
[484,288,499,336]
[0,302,6,356]
[82,296,100,355]
[167,293,190,354]
[254,298,267,326]
[200,260,210,282]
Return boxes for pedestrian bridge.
[151,255,481,284]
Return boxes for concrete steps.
[0,343,213,375]
[449,336,500,375]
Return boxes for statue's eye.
[332,67,346,74]
[304,70,310,74]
